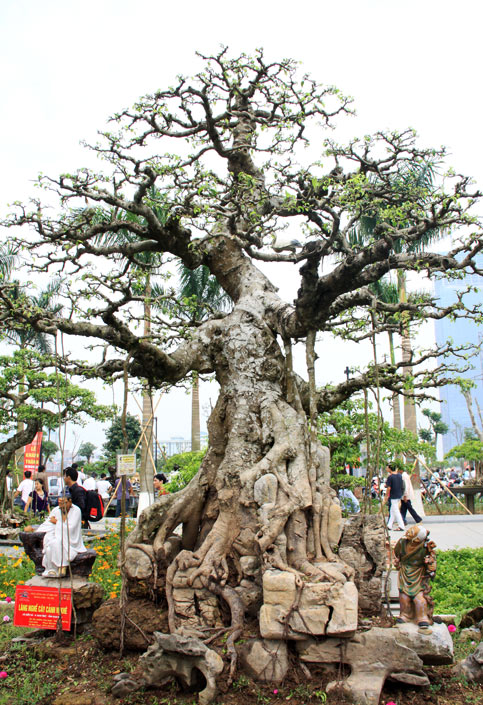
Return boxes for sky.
[1,0,482,456]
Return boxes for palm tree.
[177,264,231,450]
[352,159,443,426]
[354,159,445,510]
[369,278,402,429]
[3,277,63,352]
[85,193,168,512]
[0,243,16,281]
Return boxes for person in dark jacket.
[63,467,88,526]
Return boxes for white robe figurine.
[35,500,86,578]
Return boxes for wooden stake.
[410,454,473,515]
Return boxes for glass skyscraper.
[434,260,483,456]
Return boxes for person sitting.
[24,479,50,515]
[26,493,86,578]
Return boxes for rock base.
[297,627,429,705]
[140,632,224,705]
[239,638,288,682]
[259,569,358,640]
[395,621,454,664]
[338,514,387,615]
[453,642,483,683]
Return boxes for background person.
[14,470,34,510]
[383,463,405,531]
[83,473,97,491]
[96,473,112,500]
[63,466,87,526]
[24,479,50,515]
[398,467,422,525]
[71,462,87,486]
[115,476,133,517]
[153,473,168,498]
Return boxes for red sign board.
[23,431,43,475]
[14,585,72,631]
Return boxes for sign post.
[14,585,72,631]
[23,432,43,476]
[116,453,136,476]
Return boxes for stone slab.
[395,621,454,665]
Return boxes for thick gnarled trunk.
[126,306,353,645]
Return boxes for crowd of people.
[10,462,171,521]
[338,461,476,528]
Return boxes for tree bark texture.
[191,371,201,452]
[126,302,353,641]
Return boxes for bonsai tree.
[1,50,482,666]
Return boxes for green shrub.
[432,547,483,616]
[164,450,206,492]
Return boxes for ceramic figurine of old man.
[394,525,437,633]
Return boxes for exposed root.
[320,494,337,562]
[202,627,231,645]
[203,578,244,685]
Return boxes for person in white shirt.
[83,473,97,491]
[14,471,35,510]
[72,463,87,486]
[28,494,86,578]
[398,468,422,524]
[96,474,112,500]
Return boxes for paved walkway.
[388,514,483,551]
[2,514,482,557]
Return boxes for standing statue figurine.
[393,525,437,633]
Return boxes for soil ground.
[0,618,481,705]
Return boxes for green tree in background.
[318,396,435,491]
[419,408,449,451]
[445,436,483,483]
[0,243,16,282]
[103,414,142,459]
[78,441,97,463]
[0,349,112,501]
[176,264,231,451]
[41,440,58,464]
[1,276,64,468]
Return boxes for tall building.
[434,261,483,456]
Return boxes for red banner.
[14,585,72,631]
[23,431,43,475]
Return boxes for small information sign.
[117,453,136,476]
[14,585,72,631]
